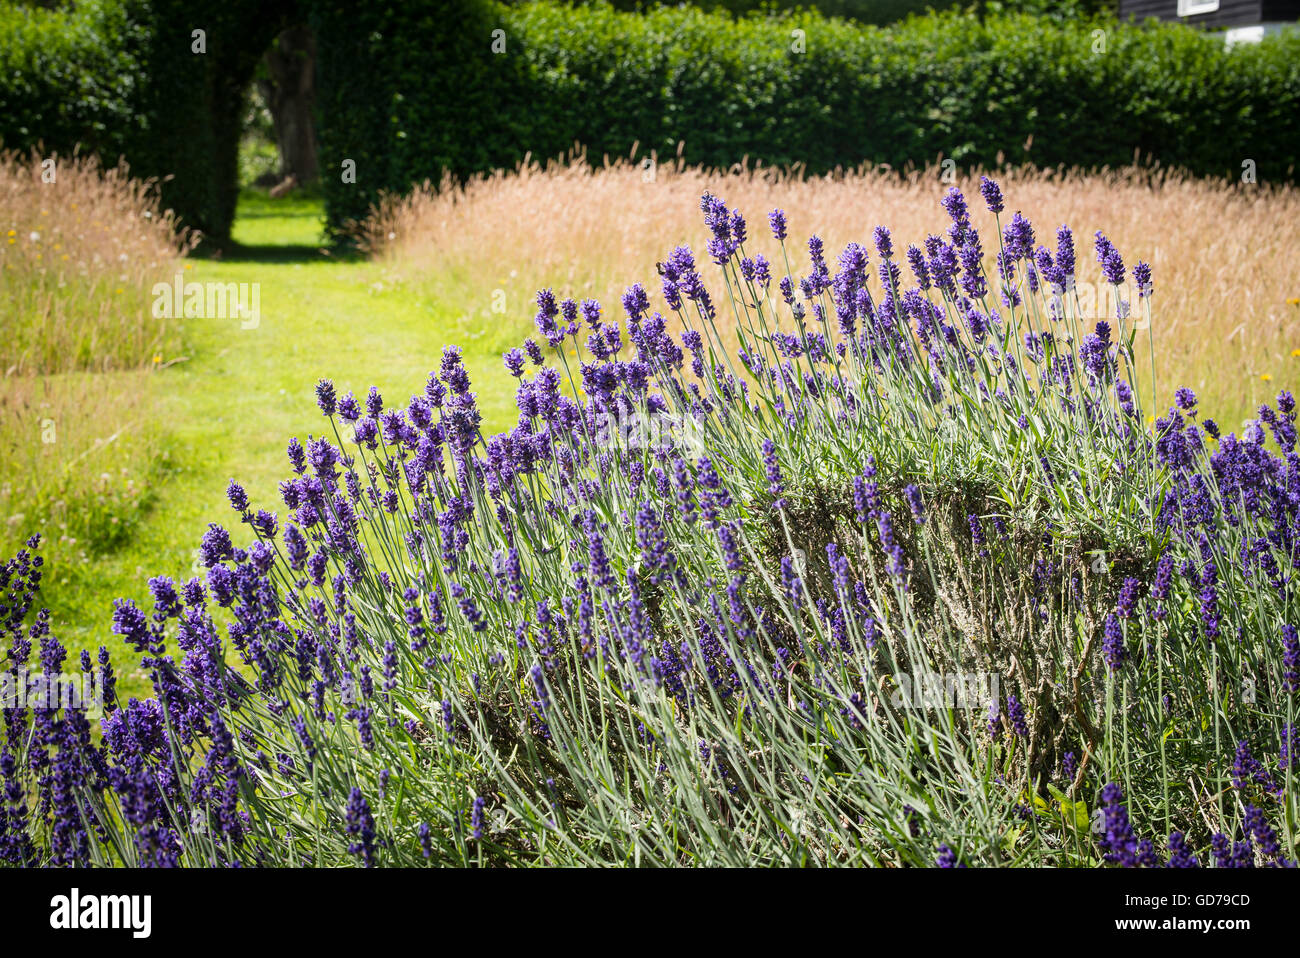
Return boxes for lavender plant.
[1,180,1297,867]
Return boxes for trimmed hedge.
[316,1,1300,236]
[0,0,292,239]
[120,0,296,240]
[0,1,143,164]
[502,2,1300,179]
[593,0,963,25]
[5,0,1297,239]
[309,0,532,234]
[534,1,1116,27]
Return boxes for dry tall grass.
[362,150,1300,429]
[0,371,162,560]
[1,149,189,565]
[0,148,195,373]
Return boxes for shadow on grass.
[190,240,361,264]
[188,188,362,263]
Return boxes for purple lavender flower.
[110,599,153,654]
[470,796,486,841]
[315,379,336,416]
[903,484,925,525]
[958,243,987,299]
[978,176,1004,214]
[877,511,905,581]
[1133,260,1153,297]
[1098,784,1138,866]
[940,188,972,244]
[226,479,249,514]
[761,438,785,509]
[1003,213,1035,261]
[1055,225,1076,282]
[1100,246,1125,286]
[906,245,931,289]
[1244,805,1281,863]
[1199,556,1220,641]
[337,391,361,422]
[345,787,377,867]
[198,523,234,567]
[1007,694,1028,738]
[1116,577,1142,619]
[1166,832,1199,868]
[287,436,306,474]
[873,225,894,260]
[936,844,967,868]
[1283,624,1299,694]
[535,289,564,347]
[1281,724,1298,773]
[1149,553,1174,621]
[768,208,788,241]
[1102,613,1126,672]
[1232,740,1276,794]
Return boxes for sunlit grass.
[7,191,514,699]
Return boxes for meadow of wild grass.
[0,149,194,373]
[362,151,1300,430]
[0,371,164,556]
[0,150,188,597]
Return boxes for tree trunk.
[260,24,318,184]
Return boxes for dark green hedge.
[313,1,1300,237]
[0,0,291,239]
[562,0,963,25]
[120,0,295,241]
[502,2,1300,177]
[516,1,1117,27]
[5,0,1297,240]
[310,0,533,234]
[0,2,143,165]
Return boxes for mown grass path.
[52,193,517,694]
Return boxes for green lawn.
[42,192,522,697]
